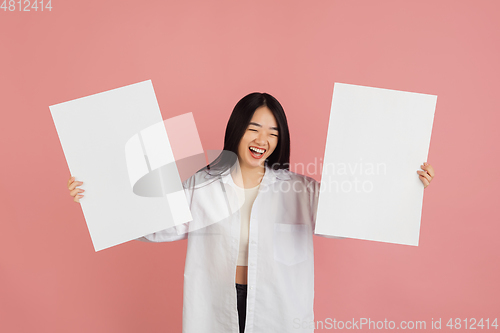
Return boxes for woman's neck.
[232,163,266,188]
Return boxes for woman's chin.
[241,158,265,169]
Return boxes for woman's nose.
[255,133,266,145]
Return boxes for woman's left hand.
[417,162,435,188]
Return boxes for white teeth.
[249,147,265,154]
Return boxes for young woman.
[67,93,435,333]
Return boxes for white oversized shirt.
[140,165,331,333]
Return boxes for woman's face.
[237,106,279,170]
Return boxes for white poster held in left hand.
[315,83,437,246]
[50,80,192,251]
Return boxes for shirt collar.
[204,164,291,185]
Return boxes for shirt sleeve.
[307,178,346,240]
[136,176,194,243]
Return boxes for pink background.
[1,0,499,331]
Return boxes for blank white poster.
[314,83,437,246]
[50,80,192,251]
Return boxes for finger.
[67,176,75,188]
[419,166,433,179]
[68,181,83,191]
[421,162,435,178]
[70,188,85,197]
[417,170,432,184]
[74,195,83,203]
[419,174,430,188]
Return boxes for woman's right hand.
[68,176,85,203]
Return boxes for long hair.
[205,92,291,174]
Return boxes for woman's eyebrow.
[249,122,279,131]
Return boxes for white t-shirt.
[236,184,260,266]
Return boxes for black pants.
[236,283,247,333]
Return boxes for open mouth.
[249,146,266,159]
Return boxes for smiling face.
[237,106,279,170]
